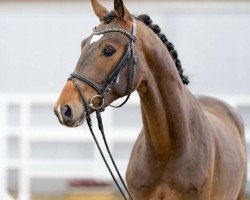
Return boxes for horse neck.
[137,29,192,157]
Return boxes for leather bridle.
[68,21,137,200]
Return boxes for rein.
[68,22,137,200]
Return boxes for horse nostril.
[61,105,73,121]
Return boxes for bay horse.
[54,0,246,199]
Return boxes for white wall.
[0,1,250,95]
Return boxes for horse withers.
[54,0,246,199]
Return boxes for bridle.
[68,21,137,200]
[69,21,136,200]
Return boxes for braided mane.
[104,12,189,85]
[137,14,189,85]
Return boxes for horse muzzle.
[54,103,86,128]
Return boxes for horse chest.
[126,151,183,199]
[126,141,206,200]
[127,166,184,200]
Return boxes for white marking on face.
[90,34,103,45]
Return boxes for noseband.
[68,22,137,200]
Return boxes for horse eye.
[103,47,116,57]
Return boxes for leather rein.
[68,22,137,200]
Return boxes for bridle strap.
[70,73,102,94]
[95,108,134,200]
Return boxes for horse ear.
[114,0,132,21]
[91,0,109,21]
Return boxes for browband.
[93,27,136,42]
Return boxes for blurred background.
[0,0,250,199]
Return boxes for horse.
[54,0,246,199]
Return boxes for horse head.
[54,0,145,127]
